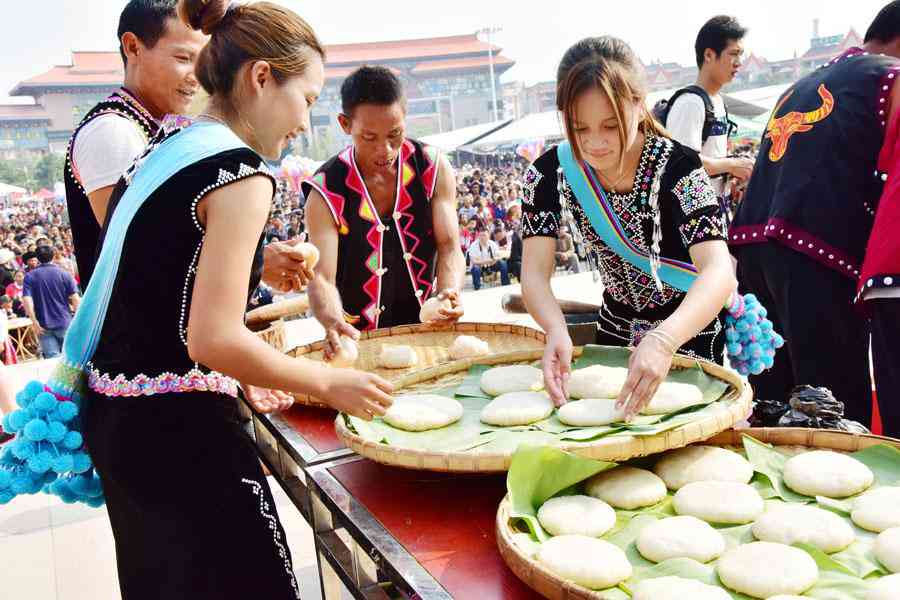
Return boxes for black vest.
[301,139,441,331]
[730,48,900,279]
[64,88,158,291]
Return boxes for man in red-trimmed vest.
[304,66,466,360]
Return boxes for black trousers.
[734,243,873,426]
[83,390,300,600]
[871,298,900,438]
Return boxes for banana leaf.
[506,444,617,542]
[849,444,900,486]
[503,443,892,599]
[343,345,738,454]
[742,435,815,503]
[574,346,731,405]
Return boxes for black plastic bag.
[776,385,869,433]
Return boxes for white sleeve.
[72,114,148,194]
[665,94,706,152]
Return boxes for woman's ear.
[247,60,273,96]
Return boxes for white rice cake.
[480,391,553,426]
[783,450,874,498]
[382,394,463,432]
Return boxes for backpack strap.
[665,85,716,143]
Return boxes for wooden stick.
[245,294,310,326]
[501,293,600,315]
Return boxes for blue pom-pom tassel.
[62,431,83,451]
[56,402,78,422]
[72,453,92,474]
[27,452,53,474]
[8,410,29,432]
[33,392,57,413]
[46,422,67,443]
[23,419,49,442]
[24,381,45,399]
[11,439,34,460]
[51,454,74,473]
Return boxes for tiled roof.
[0,104,51,121]
[14,34,507,94]
[326,34,501,64]
[410,55,514,74]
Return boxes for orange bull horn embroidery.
[765,84,835,162]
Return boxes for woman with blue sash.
[521,37,737,418]
[0,2,394,598]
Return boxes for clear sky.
[0,0,889,102]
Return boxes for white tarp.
[725,84,792,114]
[0,182,27,196]
[420,119,512,151]
[464,111,564,151]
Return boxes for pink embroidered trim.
[87,365,239,398]
[729,218,861,279]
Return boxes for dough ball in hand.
[293,242,320,270]
[419,296,452,323]
[328,335,359,368]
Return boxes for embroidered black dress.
[82,124,301,600]
[522,135,729,362]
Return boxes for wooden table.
[245,396,541,600]
[7,317,37,361]
[306,456,543,600]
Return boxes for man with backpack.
[660,16,754,201]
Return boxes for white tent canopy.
[420,119,512,152]
[726,84,792,114]
[464,111,564,151]
[0,182,27,196]
[453,83,784,152]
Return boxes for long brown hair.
[556,36,667,165]
[178,0,325,112]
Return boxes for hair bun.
[178,0,231,35]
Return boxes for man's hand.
[262,242,314,293]
[727,157,754,183]
[321,316,361,361]
[31,321,44,338]
[424,288,464,328]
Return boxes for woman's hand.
[243,384,295,414]
[424,288,465,328]
[319,369,394,420]
[542,327,573,407]
[616,335,674,420]
[262,242,315,293]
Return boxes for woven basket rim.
[290,322,547,408]
[495,427,900,600]
[334,346,751,472]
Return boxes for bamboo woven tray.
[333,346,751,472]
[289,322,547,408]
[495,427,900,600]
[252,318,286,353]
